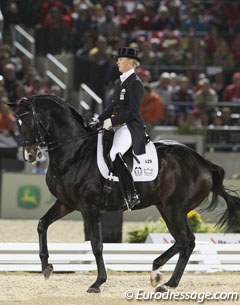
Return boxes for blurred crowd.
[1,0,240,136]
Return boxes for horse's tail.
[208,161,240,232]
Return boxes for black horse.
[11,95,240,293]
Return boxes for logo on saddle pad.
[97,132,158,182]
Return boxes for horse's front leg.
[82,209,107,293]
[37,200,72,279]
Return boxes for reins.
[46,127,103,152]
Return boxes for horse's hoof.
[155,285,168,293]
[150,269,162,287]
[43,264,54,279]
[87,287,101,293]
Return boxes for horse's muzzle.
[23,146,42,163]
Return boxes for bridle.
[16,100,103,152]
[16,102,50,149]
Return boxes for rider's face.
[117,57,133,73]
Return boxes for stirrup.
[127,192,141,210]
[120,192,141,211]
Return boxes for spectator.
[194,78,218,113]
[169,72,179,93]
[137,68,151,83]
[211,71,226,101]
[221,107,235,126]
[38,0,69,25]
[88,35,110,104]
[223,72,240,102]
[49,84,63,98]
[204,24,224,65]
[167,0,181,29]
[177,108,203,129]
[151,72,173,106]
[0,100,17,136]
[97,5,117,37]
[73,33,94,90]
[104,51,120,98]
[220,2,240,30]
[91,3,104,24]
[165,105,177,126]
[212,111,223,127]
[192,72,207,93]
[141,84,165,133]
[138,41,157,65]
[16,55,34,82]
[180,8,208,34]
[0,85,8,100]
[184,34,206,66]
[2,63,17,103]
[36,3,72,55]
[150,5,176,31]
[149,37,162,66]
[230,34,240,66]
[114,2,129,27]
[160,36,185,66]
[0,50,11,76]
[13,81,30,104]
[27,75,49,96]
[120,3,151,32]
[172,75,194,113]
[233,17,240,35]
[70,3,94,53]
[22,68,38,87]
[188,108,203,128]
[212,38,234,69]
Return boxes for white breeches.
[110,124,132,161]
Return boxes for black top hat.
[113,47,141,63]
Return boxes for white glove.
[89,117,99,128]
[103,118,112,130]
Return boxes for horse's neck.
[48,135,97,175]
[39,99,94,172]
[48,105,88,141]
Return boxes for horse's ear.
[6,97,29,113]
[6,102,18,113]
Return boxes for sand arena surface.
[0,220,239,305]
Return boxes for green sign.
[17,185,41,208]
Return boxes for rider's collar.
[120,68,135,83]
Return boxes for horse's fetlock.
[98,275,107,283]
[153,260,161,270]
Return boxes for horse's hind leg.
[37,200,73,279]
[151,206,195,291]
[163,221,195,289]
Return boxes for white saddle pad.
[97,132,158,182]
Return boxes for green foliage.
[197,223,224,233]
[126,218,168,243]
[177,126,206,136]
[187,210,203,232]
[126,211,223,243]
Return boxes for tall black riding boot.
[113,153,140,210]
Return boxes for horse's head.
[11,95,90,163]
[13,97,48,163]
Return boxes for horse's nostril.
[28,154,34,162]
